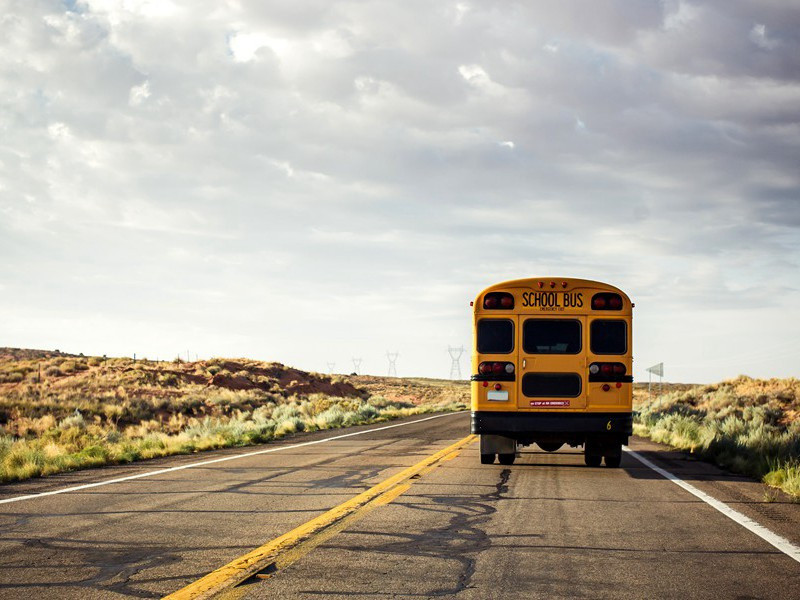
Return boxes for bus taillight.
[483,292,514,310]
[592,293,623,310]
[588,362,631,383]
[477,362,515,379]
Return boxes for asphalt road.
[0,412,798,599]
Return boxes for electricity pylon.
[352,357,362,375]
[386,352,399,377]
[327,362,336,374]
[448,346,465,380]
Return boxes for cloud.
[1,0,799,380]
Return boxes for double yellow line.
[165,434,477,599]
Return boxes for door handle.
[522,358,526,369]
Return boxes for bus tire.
[604,453,622,468]
[584,452,602,467]
[498,453,515,465]
[537,442,563,452]
[480,453,496,465]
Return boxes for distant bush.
[5,372,24,383]
[45,366,62,377]
[159,373,179,387]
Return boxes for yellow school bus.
[470,277,633,467]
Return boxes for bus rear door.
[517,315,587,410]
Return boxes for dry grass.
[634,376,800,499]
[0,349,467,483]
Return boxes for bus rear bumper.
[471,411,633,443]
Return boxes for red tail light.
[592,293,623,310]
[483,292,514,310]
[477,362,515,378]
[589,362,628,382]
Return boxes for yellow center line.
[164,434,477,600]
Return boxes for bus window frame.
[476,318,515,355]
[590,319,628,355]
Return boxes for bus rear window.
[477,319,514,354]
[522,373,582,397]
[523,319,581,354]
[591,320,627,355]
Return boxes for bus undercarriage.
[472,411,632,467]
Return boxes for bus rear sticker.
[530,400,570,407]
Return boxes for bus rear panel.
[470,277,633,467]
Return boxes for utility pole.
[352,358,362,375]
[386,352,399,377]
[448,346,465,380]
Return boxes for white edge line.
[0,411,466,506]
[623,447,800,564]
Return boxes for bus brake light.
[483,292,514,310]
[592,292,623,310]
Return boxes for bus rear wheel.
[604,447,622,468]
[480,453,496,465]
[584,453,602,467]
[498,453,515,465]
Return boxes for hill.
[0,351,467,483]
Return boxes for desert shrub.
[275,416,305,436]
[45,366,62,377]
[315,405,346,428]
[159,373,179,387]
[61,361,77,374]
[6,372,24,383]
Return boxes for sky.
[1,0,799,383]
